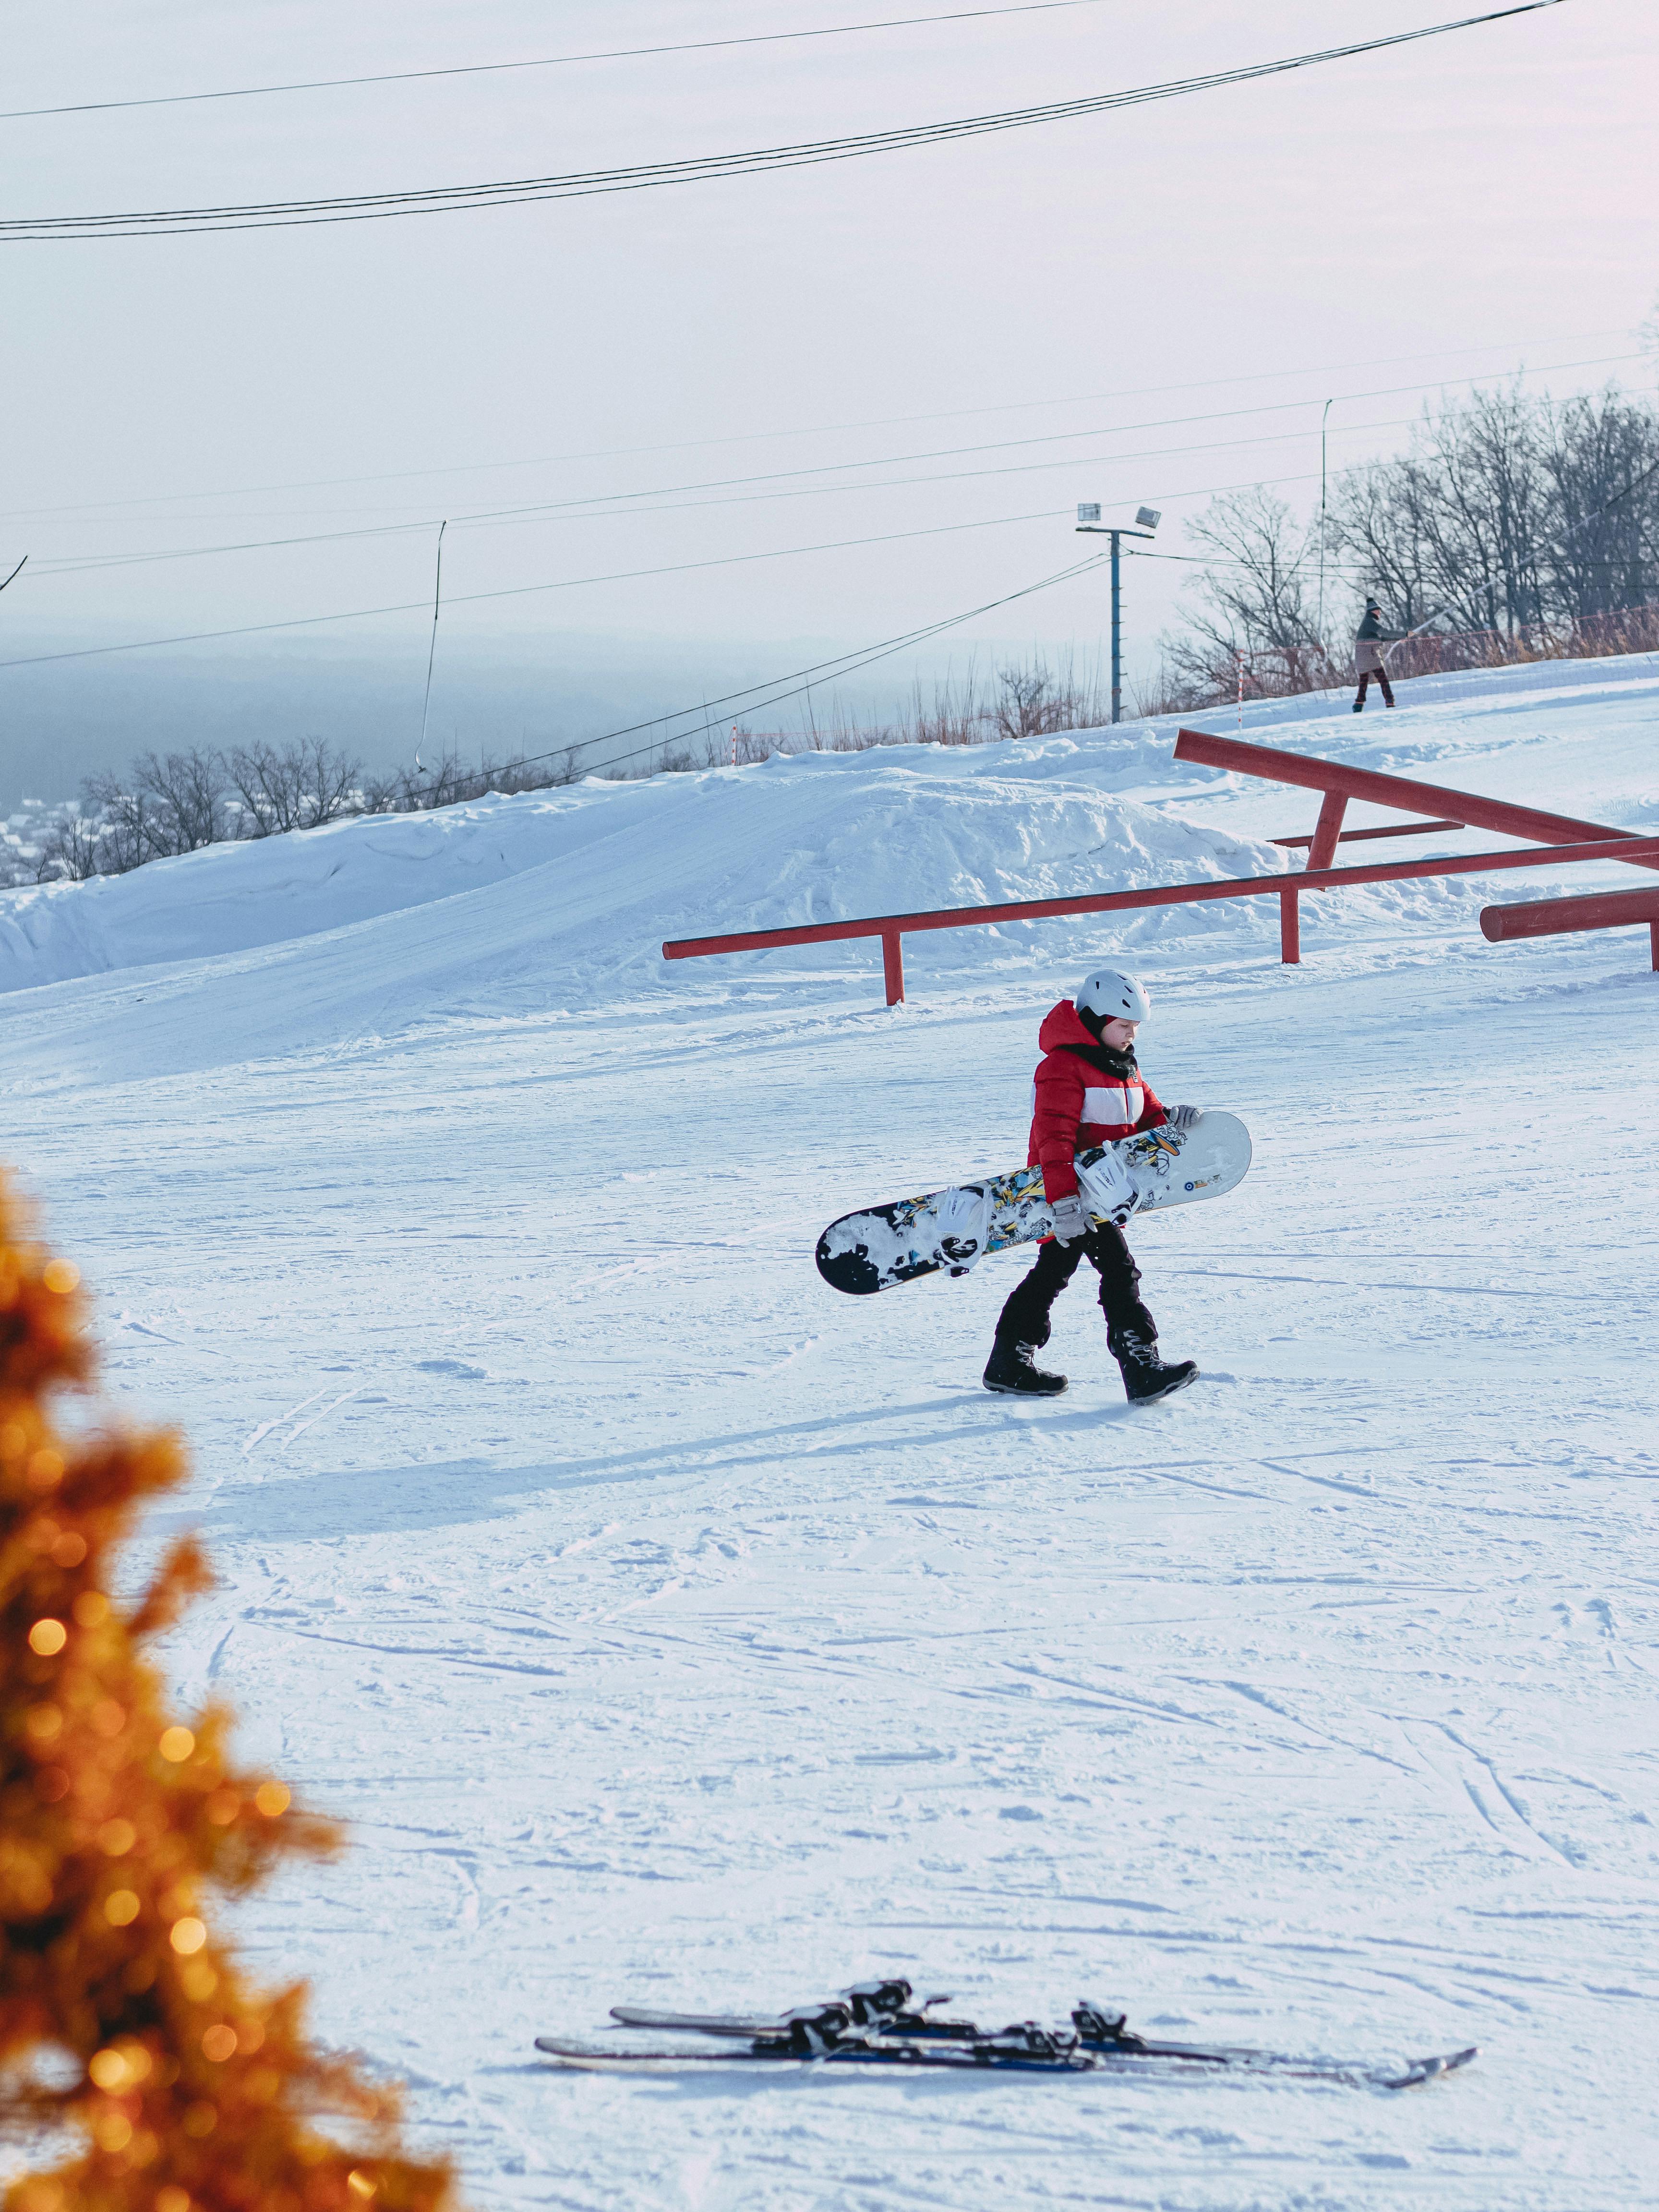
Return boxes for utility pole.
[1075,505,1159,722]
[1317,397,1333,641]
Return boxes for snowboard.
[816,1110,1251,1298]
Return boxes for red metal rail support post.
[881,928,905,1006]
[1304,790,1350,871]
[1480,889,1659,970]
[1281,790,1350,960]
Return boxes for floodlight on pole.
[1076,504,1158,724]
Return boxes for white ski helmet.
[1076,967,1151,1025]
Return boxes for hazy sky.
[2,0,1655,798]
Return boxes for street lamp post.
[1318,397,1333,642]
[1076,505,1160,723]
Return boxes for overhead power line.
[0,3,1568,241]
[1,323,1624,522]
[0,467,1376,677]
[0,2,1113,122]
[1552,454,1659,552]
[10,432,1646,681]
[0,505,1093,672]
[23,348,1638,580]
[443,546,1124,786]
[0,541,1125,793]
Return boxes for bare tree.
[228,738,361,835]
[1157,383,1659,703]
[357,746,585,813]
[512,746,584,792]
[79,776,160,873]
[34,811,107,882]
[87,747,233,864]
[1158,486,1340,705]
[1539,389,1659,621]
[1330,459,1439,632]
[993,664,1053,739]
[1420,385,1548,634]
[1329,382,1659,642]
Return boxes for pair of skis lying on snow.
[535,1976,1477,2089]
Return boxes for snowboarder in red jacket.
[983,968,1200,1403]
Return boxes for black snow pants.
[995,1224,1156,1351]
[1355,668,1395,709]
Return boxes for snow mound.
[0,732,1284,1006]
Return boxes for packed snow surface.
[4,656,1658,2208]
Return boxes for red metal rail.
[663,834,1659,1003]
[663,730,1659,1000]
[1481,889,1659,971]
[1274,817,1463,848]
[1176,725,1659,958]
[1171,727,1659,871]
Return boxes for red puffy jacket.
[1027,998,1166,1202]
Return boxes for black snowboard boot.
[1110,1329,1198,1404]
[983,1339,1068,1397]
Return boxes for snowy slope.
[3,656,1658,2211]
[0,741,1279,993]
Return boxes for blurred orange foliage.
[0,1172,459,2212]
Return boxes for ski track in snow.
[4,667,1659,2208]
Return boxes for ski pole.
[1382,605,1450,664]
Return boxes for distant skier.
[983,969,1199,1404]
[1353,597,1406,711]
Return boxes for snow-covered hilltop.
[5,649,1655,1032]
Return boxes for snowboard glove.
[1075,1145,1138,1223]
[1167,1104,1202,1131]
[1049,1193,1089,1245]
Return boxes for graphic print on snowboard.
[815,1110,1251,1297]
